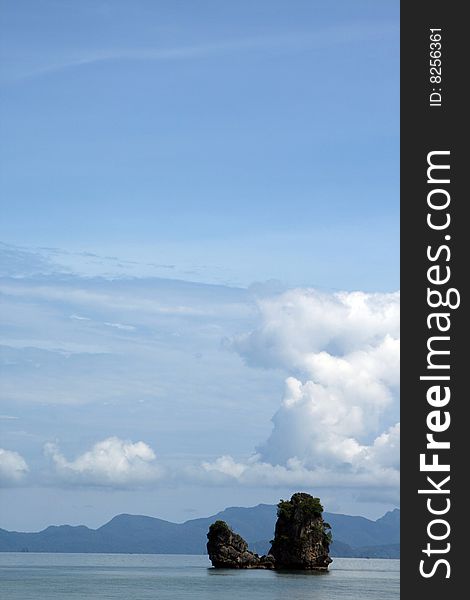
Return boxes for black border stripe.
[401,2,465,594]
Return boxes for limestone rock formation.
[206,520,275,569]
[206,492,332,571]
[269,492,332,570]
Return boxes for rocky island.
[207,492,332,570]
[206,520,275,569]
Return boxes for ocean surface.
[0,553,399,599]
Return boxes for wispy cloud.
[5,22,397,83]
[0,282,211,317]
[103,322,136,331]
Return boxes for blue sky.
[0,0,398,290]
[0,1,399,531]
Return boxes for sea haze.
[0,504,400,559]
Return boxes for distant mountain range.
[0,505,400,558]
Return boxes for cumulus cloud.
[0,448,29,484]
[204,289,400,494]
[232,289,399,372]
[44,437,162,487]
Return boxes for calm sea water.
[0,553,399,600]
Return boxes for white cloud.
[0,448,29,484]
[44,437,163,487]
[203,289,400,493]
[232,289,399,371]
[200,454,399,490]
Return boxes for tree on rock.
[269,492,332,570]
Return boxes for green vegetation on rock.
[277,493,324,520]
